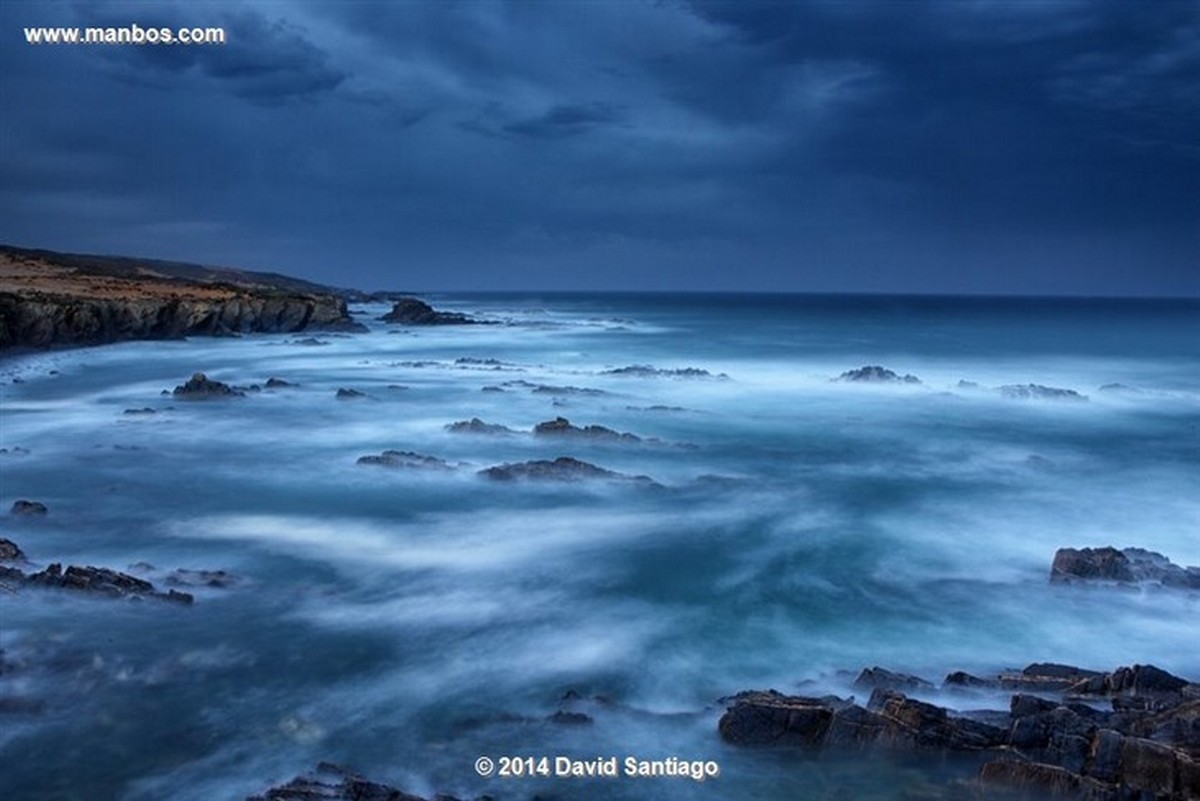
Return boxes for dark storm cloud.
[1,0,1196,294]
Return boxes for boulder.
[532,417,642,442]
[335,388,368,399]
[445,418,516,435]
[173,372,243,398]
[853,667,935,693]
[265,377,296,388]
[10,500,47,516]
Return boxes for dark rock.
[1051,547,1200,588]
[0,538,24,561]
[853,667,935,693]
[547,710,593,725]
[718,691,836,747]
[532,417,641,443]
[164,569,240,589]
[601,365,726,379]
[997,384,1087,401]
[173,372,244,398]
[478,457,657,485]
[481,386,505,393]
[978,759,1098,798]
[445,418,516,435]
[1120,736,1177,797]
[247,762,445,801]
[380,297,478,326]
[10,500,47,516]
[530,384,607,396]
[335,388,367,399]
[836,365,922,384]
[122,407,157,415]
[356,451,452,470]
[22,563,193,603]
[870,690,1006,750]
[455,357,505,366]
[265,377,295,388]
[944,671,993,689]
[291,337,327,346]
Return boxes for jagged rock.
[601,365,726,379]
[0,538,24,561]
[247,762,452,801]
[997,384,1087,401]
[10,500,47,516]
[529,384,607,396]
[836,365,922,384]
[718,691,837,746]
[445,418,515,435]
[532,417,641,442]
[478,457,657,485]
[21,563,193,603]
[173,372,243,398]
[356,451,452,470]
[335,388,367,399]
[380,298,477,325]
[1051,547,1200,589]
[853,667,935,693]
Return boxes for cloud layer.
[2,0,1196,294]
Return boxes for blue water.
[1,293,1198,800]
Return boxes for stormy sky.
[2,1,1197,295]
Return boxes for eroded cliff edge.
[0,245,364,349]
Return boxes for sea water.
[1,293,1197,800]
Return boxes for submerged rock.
[18,563,193,604]
[445,418,516,435]
[601,364,727,379]
[529,384,607,396]
[265,377,296,388]
[532,416,642,442]
[380,297,478,325]
[335,388,368,399]
[356,450,453,470]
[247,762,455,801]
[997,384,1087,401]
[164,568,240,589]
[836,365,922,384]
[10,500,47,516]
[478,456,657,485]
[1051,546,1200,589]
[173,372,244,398]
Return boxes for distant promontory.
[0,245,367,350]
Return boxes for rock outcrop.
[247,762,465,801]
[7,561,193,604]
[10,500,48,516]
[998,384,1087,401]
[1051,547,1200,589]
[356,450,453,470]
[173,372,243,398]
[836,365,922,384]
[0,246,364,350]
[478,456,658,485]
[380,297,479,325]
[445,418,516,435]
[532,417,642,442]
[720,662,1200,801]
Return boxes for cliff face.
[0,246,364,350]
[0,292,358,349]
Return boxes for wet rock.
[291,337,327,346]
[10,500,47,516]
[836,365,922,384]
[529,384,607,396]
[122,407,157,415]
[247,762,452,801]
[532,417,642,443]
[380,297,478,325]
[0,538,24,561]
[164,568,240,589]
[547,710,593,725]
[481,386,505,393]
[455,357,507,367]
[21,563,193,603]
[445,418,516,435]
[1051,547,1200,589]
[173,372,244,398]
[478,457,657,485]
[335,388,368,399]
[997,384,1087,401]
[356,451,453,470]
[854,667,935,693]
[718,691,837,747]
[601,365,727,379]
[265,377,296,388]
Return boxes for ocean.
[1,293,1198,800]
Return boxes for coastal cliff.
[0,245,363,349]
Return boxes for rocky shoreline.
[0,245,364,350]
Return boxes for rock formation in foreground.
[721,662,1200,800]
[0,244,364,349]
